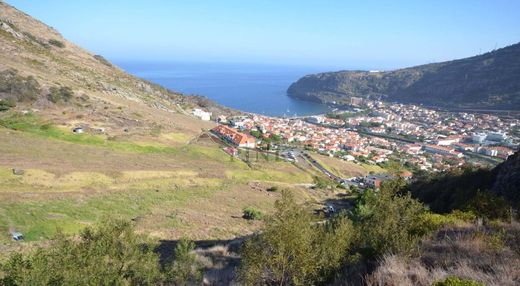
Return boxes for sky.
[6,0,520,70]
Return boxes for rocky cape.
[288,43,520,111]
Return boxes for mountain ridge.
[288,43,520,110]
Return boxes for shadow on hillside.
[314,192,356,215]
[155,236,249,285]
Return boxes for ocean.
[117,61,331,117]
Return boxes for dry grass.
[313,153,384,178]
[365,223,520,286]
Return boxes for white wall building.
[192,109,212,121]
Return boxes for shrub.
[239,190,356,285]
[0,219,165,285]
[412,210,475,237]
[167,238,202,285]
[243,207,263,220]
[465,190,511,220]
[0,69,41,101]
[409,166,496,214]
[266,186,278,192]
[93,54,112,66]
[357,179,426,257]
[313,175,334,189]
[0,99,16,111]
[48,39,65,48]
[433,276,484,286]
[47,86,74,103]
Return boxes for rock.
[12,168,24,175]
[0,22,23,39]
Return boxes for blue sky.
[6,0,520,70]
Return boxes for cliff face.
[288,43,520,110]
[492,149,520,207]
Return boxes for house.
[436,135,461,146]
[212,125,256,148]
[364,173,394,188]
[192,108,212,121]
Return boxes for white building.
[472,132,487,143]
[306,116,324,124]
[192,109,212,121]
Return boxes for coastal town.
[195,98,519,186]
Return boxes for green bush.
[313,175,334,189]
[48,39,65,48]
[0,99,16,111]
[432,276,484,286]
[409,166,496,214]
[0,219,164,285]
[47,86,74,103]
[167,238,202,285]
[0,69,41,102]
[465,190,511,220]
[239,190,356,285]
[266,186,278,192]
[357,179,426,257]
[243,207,263,220]
[412,210,475,237]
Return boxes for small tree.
[239,190,356,285]
[358,179,425,257]
[167,238,202,285]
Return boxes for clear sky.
[5,0,520,70]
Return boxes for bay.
[117,61,331,117]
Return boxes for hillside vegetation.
[288,43,520,110]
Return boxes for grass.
[312,153,384,178]
[225,166,312,184]
[0,184,216,241]
[0,112,180,154]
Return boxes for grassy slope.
[0,3,361,257]
[0,113,323,250]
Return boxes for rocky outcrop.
[492,149,520,207]
[288,43,520,110]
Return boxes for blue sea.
[117,61,331,117]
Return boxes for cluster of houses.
[194,98,518,173]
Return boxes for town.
[195,98,519,187]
